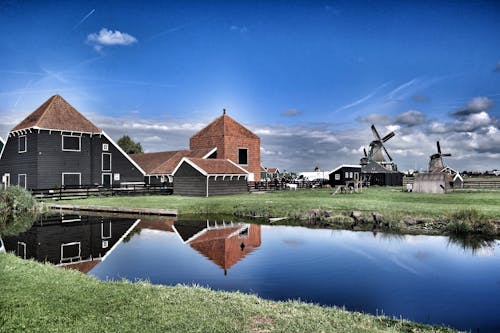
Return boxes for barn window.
[345,171,349,178]
[102,143,109,151]
[238,148,248,165]
[18,135,27,153]
[62,135,81,152]
[102,153,112,171]
[349,172,353,178]
[62,173,81,187]
[335,173,340,181]
[18,174,26,189]
[61,242,81,261]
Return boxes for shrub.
[447,208,495,235]
[0,186,42,236]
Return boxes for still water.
[4,213,500,332]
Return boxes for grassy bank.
[64,188,500,236]
[0,253,455,333]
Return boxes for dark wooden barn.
[328,164,361,186]
[172,157,249,196]
[0,95,145,190]
[363,172,403,186]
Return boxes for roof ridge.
[35,95,57,128]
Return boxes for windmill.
[360,124,397,172]
[428,141,451,172]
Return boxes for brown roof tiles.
[190,114,259,140]
[184,158,248,175]
[12,95,101,133]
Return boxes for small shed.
[328,165,361,186]
[172,157,249,197]
[413,173,449,194]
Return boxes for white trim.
[237,147,249,165]
[102,143,109,151]
[101,221,112,239]
[102,153,112,171]
[60,242,81,262]
[0,136,6,160]
[101,219,141,262]
[102,131,146,175]
[102,173,112,186]
[172,157,208,176]
[329,164,362,175]
[3,173,10,187]
[17,174,27,189]
[17,242,26,259]
[62,173,81,186]
[202,147,217,159]
[18,135,27,153]
[61,135,81,152]
[11,126,99,137]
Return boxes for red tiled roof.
[12,95,101,133]
[185,158,248,175]
[267,167,279,173]
[130,148,216,175]
[190,114,259,140]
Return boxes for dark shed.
[328,164,361,186]
[172,157,249,197]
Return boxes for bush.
[447,208,496,235]
[0,186,42,236]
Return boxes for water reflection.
[448,234,496,256]
[172,220,261,275]
[3,214,139,272]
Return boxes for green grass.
[0,253,456,333]
[64,187,500,221]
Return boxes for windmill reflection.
[172,220,261,275]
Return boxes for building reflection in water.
[172,220,262,275]
[3,214,139,273]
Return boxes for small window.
[62,136,81,151]
[62,173,81,186]
[102,153,111,171]
[354,172,359,180]
[238,148,248,165]
[61,242,81,261]
[102,143,109,151]
[18,174,26,189]
[345,171,349,178]
[350,172,353,178]
[335,173,340,181]
[18,136,26,153]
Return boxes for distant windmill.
[360,124,395,165]
[429,141,451,172]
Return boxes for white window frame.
[335,173,340,181]
[238,147,249,166]
[102,153,112,171]
[18,135,27,153]
[345,171,349,178]
[102,173,112,186]
[101,222,112,239]
[17,242,26,259]
[354,172,359,180]
[102,143,109,151]
[350,172,354,178]
[61,135,81,152]
[60,242,81,262]
[62,173,81,186]
[18,174,27,189]
[3,173,10,187]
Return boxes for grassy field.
[0,253,456,333]
[65,187,500,220]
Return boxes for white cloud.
[230,25,248,33]
[87,28,137,50]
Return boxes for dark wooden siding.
[208,177,248,196]
[173,162,207,196]
[0,133,38,188]
[329,167,361,186]
[0,130,143,189]
[174,162,248,196]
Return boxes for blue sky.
[0,0,499,171]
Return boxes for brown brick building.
[190,112,261,181]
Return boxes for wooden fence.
[31,184,173,200]
[403,176,500,189]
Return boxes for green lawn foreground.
[65,187,500,220]
[0,253,456,333]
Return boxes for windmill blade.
[437,141,441,154]
[381,131,395,142]
[363,148,368,157]
[371,124,381,140]
[442,153,452,157]
[382,145,393,161]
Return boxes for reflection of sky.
[90,224,500,332]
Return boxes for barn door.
[102,173,112,188]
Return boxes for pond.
[4,213,500,332]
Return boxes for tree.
[0,186,42,236]
[117,135,143,154]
